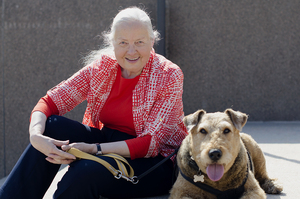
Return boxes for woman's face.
[113,21,154,79]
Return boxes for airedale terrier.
[170,109,283,199]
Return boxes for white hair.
[83,7,160,65]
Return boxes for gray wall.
[167,1,300,120]
[0,0,299,177]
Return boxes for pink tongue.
[206,164,224,181]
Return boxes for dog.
[169,109,283,199]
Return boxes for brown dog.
[169,109,283,199]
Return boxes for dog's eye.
[223,128,231,134]
[199,129,207,134]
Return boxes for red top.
[32,66,151,159]
[99,66,138,135]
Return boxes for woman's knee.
[44,115,91,141]
[43,115,68,139]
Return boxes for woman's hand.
[30,133,76,164]
[61,142,97,154]
[29,111,76,164]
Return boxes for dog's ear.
[225,109,248,131]
[183,110,206,131]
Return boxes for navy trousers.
[0,115,175,199]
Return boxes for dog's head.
[183,108,248,182]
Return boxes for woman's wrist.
[29,133,43,145]
[91,143,98,154]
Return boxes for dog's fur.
[169,109,283,199]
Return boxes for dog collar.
[180,151,252,199]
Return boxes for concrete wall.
[167,1,300,120]
[0,0,299,177]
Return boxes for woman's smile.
[126,57,140,62]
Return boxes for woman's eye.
[199,129,207,134]
[136,41,144,46]
[223,128,230,134]
[120,41,127,46]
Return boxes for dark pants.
[0,115,174,199]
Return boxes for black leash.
[131,148,179,184]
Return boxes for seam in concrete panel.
[1,0,6,176]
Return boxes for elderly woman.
[0,7,187,199]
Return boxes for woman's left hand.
[62,142,96,155]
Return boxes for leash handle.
[67,148,136,183]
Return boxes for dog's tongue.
[206,164,224,181]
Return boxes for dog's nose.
[208,149,222,161]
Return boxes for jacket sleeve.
[30,94,59,120]
[47,65,92,115]
[143,67,188,158]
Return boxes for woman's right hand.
[29,111,76,164]
[30,134,76,164]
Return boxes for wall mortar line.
[1,0,6,176]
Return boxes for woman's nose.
[127,45,136,54]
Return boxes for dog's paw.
[261,178,283,194]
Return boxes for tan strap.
[66,148,134,178]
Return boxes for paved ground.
[1,121,299,198]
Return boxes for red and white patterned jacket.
[47,50,188,159]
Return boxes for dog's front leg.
[242,173,266,199]
[169,179,194,198]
